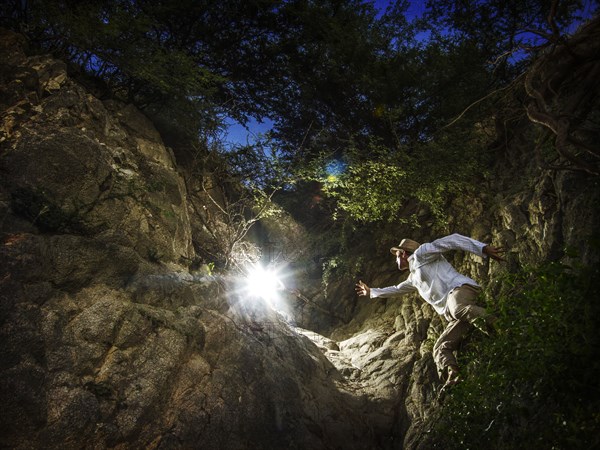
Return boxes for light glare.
[245,265,284,302]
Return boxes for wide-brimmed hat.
[390,238,420,255]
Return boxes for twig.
[441,74,525,130]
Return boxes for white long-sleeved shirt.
[370,234,487,315]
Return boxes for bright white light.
[244,264,284,303]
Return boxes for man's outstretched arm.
[418,233,506,262]
[355,279,417,298]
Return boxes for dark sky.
[224,0,597,146]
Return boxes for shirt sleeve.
[416,233,487,258]
[370,279,417,298]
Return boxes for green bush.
[428,261,600,449]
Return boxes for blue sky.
[223,116,273,148]
[374,0,426,19]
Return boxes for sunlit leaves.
[323,160,409,222]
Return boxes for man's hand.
[483,244,506,261]
[355,280,370,297]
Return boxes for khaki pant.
[433,284,488,374]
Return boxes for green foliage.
[205,262,215,277]
[317,124,490,226]
[322,253,365,291]
[428,261,600,449]
[322,256,343,288]
[323,159,409,223]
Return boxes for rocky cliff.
[1,19,599,450]
[0,28,378,449]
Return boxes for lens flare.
[244,264,284,303]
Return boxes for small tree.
[187,138,286,269]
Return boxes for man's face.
[395,249,410,271]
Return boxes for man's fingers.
[493,251,506,261]
[355,280,369,296]
[485,245,506,261]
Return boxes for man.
[355,233,505,389]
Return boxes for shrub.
[428,261,600,449]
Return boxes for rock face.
[1,21,599,450]
[0,28,423,449]
[0,33,193,266]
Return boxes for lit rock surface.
[0,28,411,449]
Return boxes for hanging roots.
[524,15,600,176]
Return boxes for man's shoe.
[438,368,461,399]
[441,367,461,390]
[472,316,497,337]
